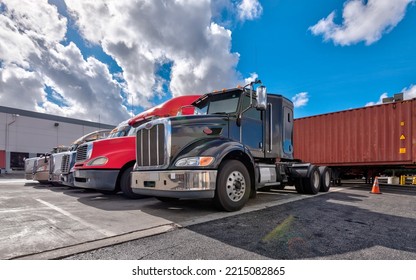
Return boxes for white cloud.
[310,0,414,46]
[0,0,130,125]
[237,0,263,21]
[365,92,388,106]
[292,92,309,108]
[65,0,249,102]
[0,0,262,125]
[244,72,259,85]
[403,84,416,99]
[365,85,416,106]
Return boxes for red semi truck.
[73,95,200,197]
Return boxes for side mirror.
[256,86,267,110]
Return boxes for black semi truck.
[131,81,331,211]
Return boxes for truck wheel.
[120,166,144,199]
[318,166,331,192]
[303,166,320,194]
[214,160,251,212]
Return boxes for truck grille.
[136,123,166,167]
[61,154,70,174]
[76,144,88,162]
[49,156,55,172]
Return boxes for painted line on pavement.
[36,198,115,237]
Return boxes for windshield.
[196,90,241,115]
[108,124,131,138]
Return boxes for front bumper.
[61,173,74,187]
[34,171,49,182]
[49,173,61,183]
[73,169,119,191]
[131,170,217,199]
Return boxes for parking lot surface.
[0,178,321,259]
[2,178,416,260]
[67,184,416,260]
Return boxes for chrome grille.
[61,154,70,174]
[76,144,88,162]
[136,123,166,167]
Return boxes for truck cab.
[72,95,201,198]
[32,146,69,184]
[131,82,331,211]
[50,129,112,186]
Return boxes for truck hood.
[169,115,229,161]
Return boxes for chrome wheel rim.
[226,171,246,202]
[324,171,330,187]
[313,170,320,189]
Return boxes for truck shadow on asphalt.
[185,185,416,260]
[26,182,416,259]
[30,182,220,214]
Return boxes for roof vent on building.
[382,93,403,104]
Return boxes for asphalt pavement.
[1,174,415,260]
[0,177,324,260]
[65,184,416,260]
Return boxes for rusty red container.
[294,99,416,167]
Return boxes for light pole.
[5,114,19,173]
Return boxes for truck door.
[240,95,264,158]
[283,105,294,158]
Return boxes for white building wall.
[0,109,115,172]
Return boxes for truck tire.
[295,165,320,195]
[318,166,331,192]
[120,166,144,199]
[304,166,321,194]
[214,160,251,212]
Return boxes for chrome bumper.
[131,170,217,199]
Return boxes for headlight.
[175,156,214,167]
[87,157,108,166]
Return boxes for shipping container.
[294,99,416,181]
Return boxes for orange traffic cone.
[370,177,382,194]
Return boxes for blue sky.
[234,0,416,117]
[1,0,415,124]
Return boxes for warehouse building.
[0,106,115,173]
